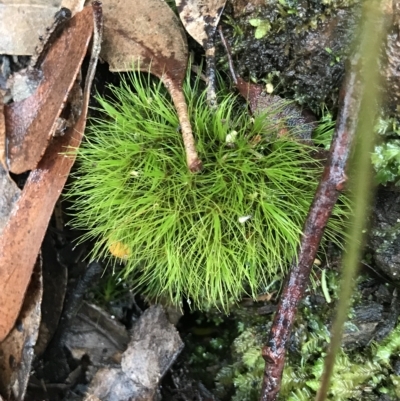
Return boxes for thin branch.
[316,1,389,398]
[258,53,363,401]
[162,75,203,172]
[205,38,218,108]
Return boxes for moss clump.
[66,70,348,310]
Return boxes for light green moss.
[66,70,349,310]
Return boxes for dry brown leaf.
[176,0,226,107]
[5,4,94,174]
[176,0,226,47]
[63,302,129,367]
[0,1,103,343]
[100,0,202,172]
[0,257,43,401]
[0,0,63,55]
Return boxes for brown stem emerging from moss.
[162,75,202,173]
[205,41,218,109]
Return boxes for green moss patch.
[66,71,348,310]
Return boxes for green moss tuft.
[66,70,348,310]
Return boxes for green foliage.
[371,117,400,186]
[66,69,349,310]
[371,140,400,185]
[311,111,400,187]
[215,273,400,400]
[312,109,335,150]
[312,112,400,187]
[249,18,271,39]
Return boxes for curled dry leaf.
[100,0,202,172]
[5,4,92,174]
[176,0,226,107]
[0,2,103,343]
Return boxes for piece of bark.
[0,2,102,343]
[85,306,184,401]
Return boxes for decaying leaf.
[34,233,68,357]
[5,4,93,174]
[176,0,226,107]
[0,0,82,55]
[0,2,103,343]
[0,0,61,55]
[0,257,43,401]
[100,0,202,172]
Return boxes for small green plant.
[371,140,400,185]
[66,69,348,310]
[370,117,400,185]
[312,109,336,150]
[223,15,244,41]
[249,18,271,39]
[325,47,342,66]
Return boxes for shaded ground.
[4,0,400,400]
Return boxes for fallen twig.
[315,0,389,398]
[259,53,363,401]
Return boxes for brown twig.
[259,54,363,401]
[162,75,202,172]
